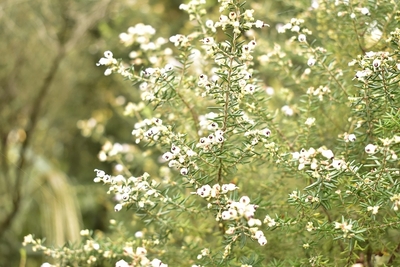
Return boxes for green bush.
[24,0,400,266]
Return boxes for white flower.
[305,117,316,126]
[348,134,356,142]
[307,57,316,66]
[298,34,307,42]
[260,128,271,137]
[265,86,274,95]
[215,129,224,136]
[168,160,179,168]
[216,135,225,143]
[248,40,257,49]
[97,51,117,66]
[151,259,167,267]
[171,145,181,155]
[248,218,262,227]
[197,185,212,197]
[360,7,370,15]
[186,149,197,157]
[180,168,188,175]
[80,229,90,236]
[291,25,300,32]
[365,144,377,154]
[292,152,300,160]
[136,247,147,257]
[115,260,129,267]
[321,149,334,159]
[104,68,113,76]
[221,183,237,192]
[332,159,346,170]
[162,152,174,161]
[255,20,266,28]
[264,215,276,227]
[306,221,314,232]
[205,19,215,28]
[240,196,251,205]
[114,204,123,212]
[281,105,294,116]
[221,210,232,220]
[244,84,256,94]
[254,230,264,239]
[373,59,381,68]
[201,37,215,45]
[367,205,380,215]
[164,63,174,71]
[334,221,352,233]
[258,236,267,246]
[225,227,235,234]
[135,231,144,238]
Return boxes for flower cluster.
[169,34,195,48]
[97,141,136,162]
[119,23,171,67]
[243,127,271,146]
[50,0,400,266]
[94,170,160,212]
[213,8,266,33]
[96,51,131,77]
[179,0,206,21]
[334,220,353,239]
[162,144,197,176]
[291,147,347,172]
[195,183,237,199]
[136,63,177,103]
[352,51,395,82]
[131,118,167,144]
[119,24,157,47]
[195,184,267,247]
[306,85,331,101]
[116,246,167,267]
[390,194,400,211]
[196,129,225,150]
[277,18,312,42]
[220,196,258,221]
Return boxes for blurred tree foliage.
[0,0,309,266]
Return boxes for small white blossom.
[332,159,346,170]
[365,144,377,154]
[334,221,352,233]
[281,105,294,116]
[264,215,276,227]
[307,57,316,66]
[115,260,129,267]
[197,185,212,197]
[257,235,267,246]
[360,7,370,15]
[367,205,380,215]
[298,34,307,42]
[114,204,123,212]
[255,20,266,28]
[180,168,188,175]
[305,117,316,126]
[162,152,174,161]
[240,196,251,205]
[348,134,356,142]
[321,149,334,159]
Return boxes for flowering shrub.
[23,0,400,266]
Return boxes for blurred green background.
[0,0,305,265]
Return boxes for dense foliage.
[14,0,400,266]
